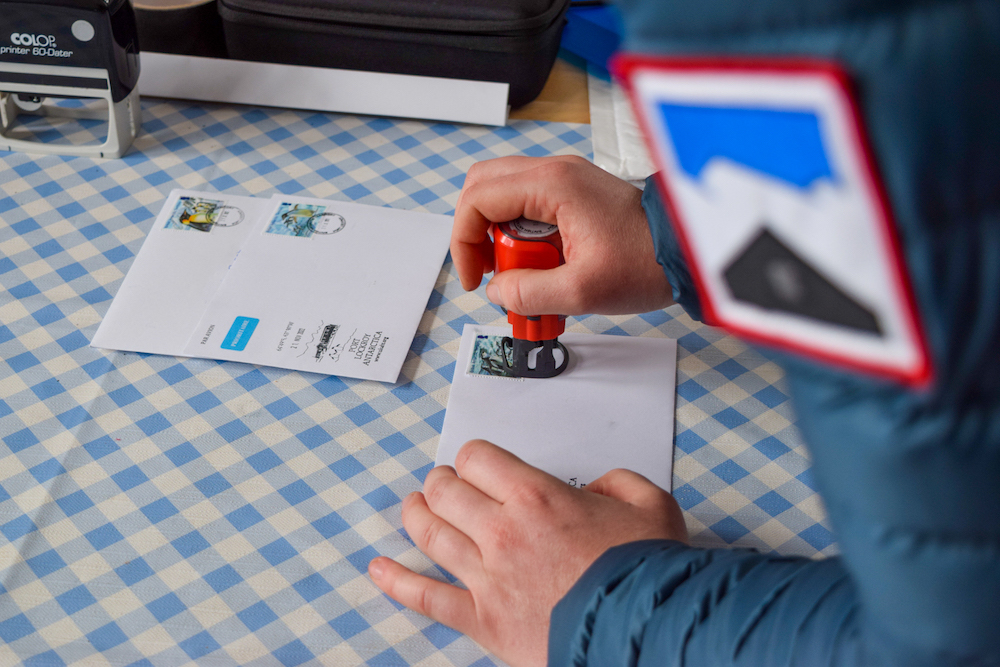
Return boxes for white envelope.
[93,191,453,384]
[92,190,270,356]
[180,195,452,383]
[437,325,678,491]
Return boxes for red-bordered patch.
[613,54,931,386]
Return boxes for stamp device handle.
[493,219,566,342]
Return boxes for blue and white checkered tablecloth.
[0,98,834,667]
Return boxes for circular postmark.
[310,212,347,235]
[212,205,245,228]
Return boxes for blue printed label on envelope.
[222,316,259,351]
[616,57,930,384]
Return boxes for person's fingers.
[401,492,483,577]
[454,439,561,505]
[452,156,594,291]
[450,235,493,291]
[452,158,555,290]
[449,200,496,291]
[423,466,501,541]
[485,265,585,316]
[368,557,477,635]
[585,469,671,508]
[457,161,578,229]
[452,159,586,290]
[586,470,690,542]
[461,155,584,192]
[460,156,542,194]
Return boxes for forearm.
[642,178,704,322]
[550,540,863,667]
[551,526,1000,667]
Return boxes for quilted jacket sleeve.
[548,1,1000,665]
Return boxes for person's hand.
[368,439,688,667]
[452,155,673,316]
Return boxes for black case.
[217,0,571,108]
[134,1,228,59]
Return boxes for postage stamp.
[165,196,245,232]
[267,203,347,238]
[468,334,522,379]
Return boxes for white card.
[437,325,677,491]
[92,190,269,356]
[140,52,510,127]
[180,195,452,383]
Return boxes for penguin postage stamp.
[468,333,522,380]
[165,196,245,233]
[266,203,347,238]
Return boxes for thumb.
[486,265,581,316]
[586,469,671,509]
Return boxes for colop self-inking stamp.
[0,0,141,158]
[492,217,570,379]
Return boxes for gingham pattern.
[0,98,834,667]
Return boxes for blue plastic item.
[559,5,623,72]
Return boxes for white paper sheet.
[91,190,270,356]
[437,325,677,491]
[139,52,510,127]
[93,191,453,383]
[588,66,655,185]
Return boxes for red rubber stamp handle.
[493,218,566,342]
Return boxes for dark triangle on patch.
[723,227,883,335]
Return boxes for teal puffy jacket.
[549,1,1000,665]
